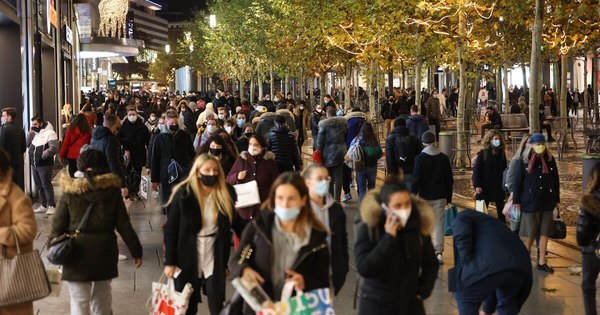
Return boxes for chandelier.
[98,0,129,38]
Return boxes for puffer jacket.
[267,124,302,172]
[255,112,277,139]
[316,117,348,167]
[27,122,59,167]
[90,126,125,185]
[577,190,600,254]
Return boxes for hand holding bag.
[0,228,51,306]
[257,281,335,315]
[148,273,194,315]
[475,199,488,214]
[46,203,94,265]
[551,207,567,240]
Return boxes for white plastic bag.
[148,274,193,315]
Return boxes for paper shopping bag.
[475,200,488,214]
[234,180,261,208]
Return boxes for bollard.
[582,155,600,191]
[439,131,456,161]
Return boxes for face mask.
[393,208,412,227]
[433,95,438,98]
[244,132,254,138]
[248,146,262,156]
[181,107,186,112]
[533,144,545,154]
[74,171,85,178]
[210,148,222,156]
[299,106,305,110]
[32,126,41,133]
[200,174,218,187]
[218,114,225,120]
[237,119,245,127]
[314,179,330,197]
[169,124,179,132]
[159,124,168,133]
[128,115,137,123]
[225,126,233,134]
[149,116,157,122]
[207,125,217,134]
[1,117,7,125]
[492,139,501,147]
[274,206,301,222]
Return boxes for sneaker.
[537,263,554,273]
[342,193,352,202]
[436,253,444,265]
[118,254,128,261]
[45,206,55,215]
[34,205,47,213]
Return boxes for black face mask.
[169,125,179,132]
[201,174,218,187]
[244,132,254,138]
[210,148,222,156]
[32,126,41,133]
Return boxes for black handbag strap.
[74,203,94,235]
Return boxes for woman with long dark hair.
[59,113,92,177]
[473,129,508,222]
[578,163,600,315]
[354,122,382,201]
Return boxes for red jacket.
[59,127,92,160]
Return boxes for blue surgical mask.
[237,119,245,127]
[159,124,168,133]
[314,179,330,197]
[274,206,300,222]
[492,139,501,147]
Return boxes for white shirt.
[197,203,218,278]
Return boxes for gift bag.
[257,282,334,315]
[443,205,458,236]
[234,180,261,208]
[148,274,193,315]
[475,200,488,214]
[508,205,521,223]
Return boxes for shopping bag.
[233,180,261,208]
[148,274,193,315]
[140,175,150,200]
[46,267,63,297]
[551,207,567,239]
[257,282,334,315]
[475,200,488,214]
[508,205,521,223]
[443,205,458,236]
[312,150,322,165]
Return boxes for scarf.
[527,153,549,174]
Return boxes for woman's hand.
[286,269,305,292]
[237,170,247,181]
[164,265,177,278]
[475,187,482,195]
[134,258,142,268]
[242,267,265,284]
[384,214,401,237]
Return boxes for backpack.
[394,136,417,167]
[344,136,364,170]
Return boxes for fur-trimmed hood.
[240,151,275,161]
[582,190,600,217]
[59,172,123,195]
[344,111,368,121]
[360,189,435,236]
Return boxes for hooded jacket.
[406,114,429,140]
[355,190,438,315]
[50,173,143,281]
[577,190,600,254]
[117,116,151,165]
[255,112,277,139]
[275,109,297,133]
[385,126,422,176]
[90,126,125,185]
[267,124,302,172]
[345,111,368,147]
[316,117,348,167]
[411,146,453,203]
[27,122,59,167]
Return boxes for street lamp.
[209,14,217,28]
[165,44,171,54]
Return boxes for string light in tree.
[98,0,129,38]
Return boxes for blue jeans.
[356,166,377,201]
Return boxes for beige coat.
[0,171,37,315]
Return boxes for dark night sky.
[156,0,207,21]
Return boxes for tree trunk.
[456,9,468,169]
[309,76,314,105]
[369,59,377,118]
[319,72,326,106]
[496,67,503,111]
[594,56,599,122]
[560,53,568,130]
[284,75,290,96]
[270,66,274,98]
[521,64,528,89]
[528,0,544,133]
[345,64,352,110]
[250,78,255,104]
[300,74,305,101]
[503,65,510,114]
[258,75,264,100]
[415,60,423,112]
[355,66,360,105]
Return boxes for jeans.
[454,270,531,315]
[67,280,112,315]
[32,165,55,207]
[582,253,600,315]
[427,198,447,254]
[356,166,377,202]
[342,164,352,194]
[327,164,343,202]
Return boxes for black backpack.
[394,136,418,167]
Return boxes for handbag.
[551,207,567,239]
[0,228,51,307]
[147,273,193,315]
[443,205,458,236]
[233,180,261,208]
[475,199,488,214]
[46,203,94,265]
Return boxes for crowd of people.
[0,85,599,315]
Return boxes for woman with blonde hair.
[163,154,244,315]
[230,172,330,313]
[473,129,508,222]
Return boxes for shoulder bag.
[46,203,94,265]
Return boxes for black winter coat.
[163,183,243,313]
[472,148,507,201]
[118,118,150,165]
[316,117,347,168]
[267,125,301,172]
[90,126,125,185]
[385,127,422,176]
[355,191,438,315]
[411,147,454,203]
[577,190,600,254]
[230,211,330,312]
[381,101,399,120]
[150,130,196,183]
[0,121,26,169]
[512,152,560,213]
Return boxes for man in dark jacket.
[381,96,399,135]
[450,210,532,315]
[0,107,26,189]
[343,108,368,202]
[267,115,302,172]
[118,107,151,199]
[406,105,430,141]
[480,106,502,140]
[27,116,59,214]
[385,117,422,185]
[411,131,453,264]
[255,112,277,139]
[150,110,195,213]
[310,104,325,150]
[90,114,127,197]
[577,187,600,315]
[316,107,348,202]
[426,90,441,140]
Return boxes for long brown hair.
[263,172,327,238]
[482,129,505,154]
[69,113,92,134]
[586,163,600,194]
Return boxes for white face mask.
[128,115,137,123]
[382,203,412,227]
[218,114,225,120]
[248,146,262,156]
[206,125,217,134]
[225,126,233,134]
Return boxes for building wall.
[130,8,167,51]
[0,23,22,119]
